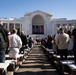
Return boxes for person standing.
[0,24,10,63]
[28,37,32,48]
[56,28,70,60]
[9,28,22,64]
[19,31,27,53]
[71,28,76,63]
[20,31,27,47]
[55,30,60,54]
[47,35,53,49]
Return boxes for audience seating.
[41,45,75,75]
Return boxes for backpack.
[0,25,7,48]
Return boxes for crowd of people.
[0,23,76,64]
[41,28,76,63]
[0,24,34,63]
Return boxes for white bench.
[53,55,74,61]
[0,60,10,70]
[46,48,53,52]
[60,60,74,75]
[6,54,24,65]
[67,63,76,75]
[6,54,24,59]
[0,60,16,75]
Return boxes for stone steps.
[14,45,60,75]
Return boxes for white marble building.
[0,10,76,38]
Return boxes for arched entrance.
[32,15,44,34]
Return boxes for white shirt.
[10,33,22,49]
[9,33,22,58]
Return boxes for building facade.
[0,10,76,38]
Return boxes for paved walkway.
[14,45,60,75]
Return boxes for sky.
[0,0,76,20]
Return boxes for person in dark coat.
[28,37,32,48]
[19,31,27,53]
[71,28,76,63]
[47,35,53,49]
[0,24,10,63]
